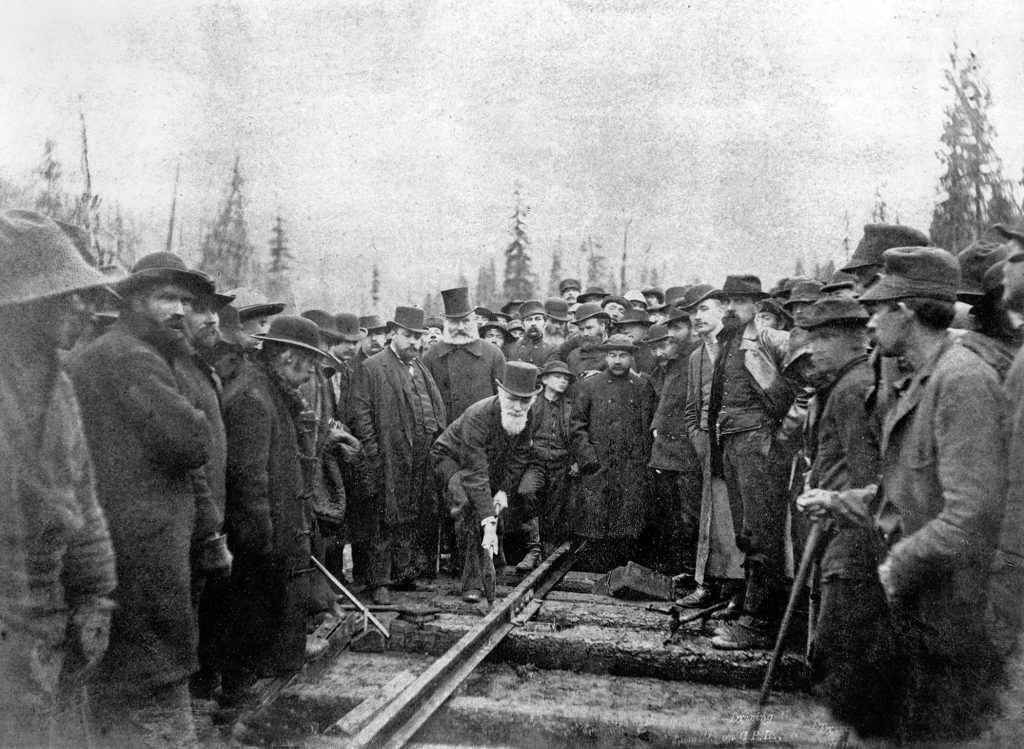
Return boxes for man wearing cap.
[624,290,648,312]
[423,315,444,352]
[431,362,541,601]
[841,224,931,294]
[351,307,447,604]
[643,322,702,573]
[506,299,560,367]
[600,294,630,323]
[0,211,117,745]
[571,334,656,570]
[565,303,611,377]
[802,247,1008,741]
[559,278,582,304]
[69,250,215,741]
[702,275,794,650]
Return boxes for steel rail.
[335,539,586,749]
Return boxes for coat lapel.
[880,339,950,454]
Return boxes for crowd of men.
[3,206,1024,747]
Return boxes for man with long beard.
[422,287,506,424]
[702,276,794,650]
[432,362,541,602]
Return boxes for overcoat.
[571,369,654,539]
[420,339,503,422]
[647,344,700,473]
[505,337,558,368]
[69,318,209,688]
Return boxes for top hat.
[226,286,286,321]
[795,297,869,329]
[859,247,960,303]
[709,275,769,301]
[440,287,474,318]
[359,314,388,333]
[251,315,338,363]
[539,359,576,381]
[558,278,582,294]
[599,333,639,354]
[388,306,427,333]
[642,323,671,345]
[577,286,609,304]
[118,251,216,299]
[573,302,611,324]
[301,309,345,345]
[783,280,824,310]
[957,240,1010,303]
[334,312,366,342]
[497,361,543,397]
[543,298,571,321]
[518,299,545,318]
[0,209,112,307]
[843,224,931,272]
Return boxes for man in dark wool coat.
[571,334,655,571]
[351,306,447,605]
[69,251,214,747]
[218,315,336,705]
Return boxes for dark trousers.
[518,456,576,545]
[367,517,421,588]
[641,467,701,573]
[720,426,789,620]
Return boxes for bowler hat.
[599,333,638,354]
[679,283,717,311]
[518,299,545,318]
[0,209,111,307]
[252,315,337,362]
[795,297,869,329]
[642,323,671,345]
[573,302,610,324]
[558,278,582,294]
[388,306,427,333]
[662,304,692,325]
[440,287,474,318]
[227,286,286,321]
[709,275,769,301]
[957,241,1009,303]
[577,286,609,304]
[497,361,543,398]
[119,252,216,299]
[334,312,366,342]
[539,359,576,381]
[843,224,931,272]
[301,309,345,344]
[663,286,690,309]
[543,297,571,321]
[859,247,960,303]
[616,307,653,328]
[600,295,631,312]
[480,319,513,343]
[359,314,388,333]
[783,280,824,311]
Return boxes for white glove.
[481,517,499,557]
[492,490,508,516]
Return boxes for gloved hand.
[492,490,508,516]
[197,533,234,578]
[481,517,499,557]
[71,599,115,667]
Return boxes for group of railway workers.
[3,206,1024,747]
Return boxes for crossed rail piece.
[331,539,587,749]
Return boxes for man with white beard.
[422,287,506,423]
[432,362,541,602]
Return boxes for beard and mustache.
[444,321,480,345]
[498,389,535,435]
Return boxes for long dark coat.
[69,318,209,688]
[220,357,311,675]
[647,345,700,473]
[350,348,447,529]
[571,370,655,539]
[420,339,503,422]
[505,337,558,368]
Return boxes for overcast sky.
[2,0,1023,311]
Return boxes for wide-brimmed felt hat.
[796,297,869,329]
[616,307,653,328]
[388,306,427,333]
[957,241,1009,303]
[558,277,582,294]
[518,299,545,318]
[251,315,338,363]
[301,309,345,345]
[227,286,286,320]
[663,304,692,325]
[600,333,638,353]
[783,280,824,310]
[473,306,497,321]
[497,361,543,397]
[577,286,609,303]
[0,209,113,307]
[479,319,513,343]
[118,251,215,299]
[539,359,576,381]
[543,297,571,322]
[709,275,769,301]
[677,283,716,311]
[821,270,858,294]
[55,220,96,268]
[573,302,611,324]
[663,286,691,309]
[600,295,631,312]
[334,312,366,342]
[642,323,671,345]
[500,299,524,317]
[440,287,474,318]
[843,224,931,272]
[859,247,960,303]
[359,314,388,333]
[757,298,792,322]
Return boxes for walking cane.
[743,520,824,748]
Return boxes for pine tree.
[33,139,70,220]
[793,257,806,277]
[502,184,535,301]
[648,265,660,290]
[930,46,1021,253]
[548,247,563,298]
[199,157,257,289]
[584,236,608,288]
[371,263,381,310]
[475,257,499,310]
[265,215,293,304]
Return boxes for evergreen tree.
[502,185,535,300]
[475,257,499,310]
[648,265,660,290]
[584,236,608,288]
[199,157,257,289]
[793,257,806,277]
[265,215,294,305]
[33,139,71,221]
[371,263,381,310]
[930,46,1021,253]
[548,247,563,298]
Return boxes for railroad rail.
[326,540,587,749]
